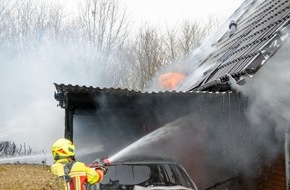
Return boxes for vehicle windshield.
[99,163,195,190]
[102,165,151,185]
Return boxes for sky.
[119,0,245,27]
[59,0,245,29]
[0,0,245,161]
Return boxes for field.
[0,164,63,190]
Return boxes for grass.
[0,164,64,190]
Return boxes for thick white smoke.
[236,36,290,156]
[0,0,126,154]
[0,42,99,152]
[147,0,254,91]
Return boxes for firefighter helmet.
[52,138,75,160]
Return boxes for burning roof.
[54,0,290,129]
[158,72,186,91]
[172,0,290,92]
[55,0,290,95]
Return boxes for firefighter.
[51,138,107,190]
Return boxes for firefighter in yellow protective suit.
[51,138,107,190]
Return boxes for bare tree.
[132,27,165,89]
[0,141,32,156]
[117,17,221,91]
[142,19,221,91]
[0,0,11,36]
[75,0,131,86]
[179,20,204,56]
[162,28,179,63]
[0,0,221,91]
[162,19,220,62]
[0,0,15,57]
[0,0,64,60]
[112,40,142,89]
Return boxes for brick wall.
[257,152,286,190]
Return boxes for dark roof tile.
[180,0,290,92]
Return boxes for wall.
[257,150,286,190]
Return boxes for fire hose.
[89,157,111,171]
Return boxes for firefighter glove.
[99,166,108,174]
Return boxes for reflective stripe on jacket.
[51,158,104,190]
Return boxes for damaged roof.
[55,0,290,107]
[177,0,290,92]
[54,83,228,110]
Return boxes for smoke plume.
[237,36,290,157]
[0,2,110,154]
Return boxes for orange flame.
[158,72,186,90]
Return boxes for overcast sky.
[59,0,245,29]
[120,0,244,27]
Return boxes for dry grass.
[0,164,64,190]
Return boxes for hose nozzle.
[100,157,110,166]
[92,156,111,167]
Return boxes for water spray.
[109,125,180,163]
[0,153,52,165]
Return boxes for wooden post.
[65,105,74,142]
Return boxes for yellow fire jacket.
[51,158,104,190]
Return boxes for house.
[54,0,290,189]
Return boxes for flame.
[158,72,186,90]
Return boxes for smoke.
[147,0,254,91]
[95,7,290,189]
[0,57,62,151]
[0,41,121,152]
[0,1,111,153]
[1,1,287,189]
[236,36,290,156]
[102,97,257,189]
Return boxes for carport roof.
[54,83,233,110]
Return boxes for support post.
[65,106,74,142]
